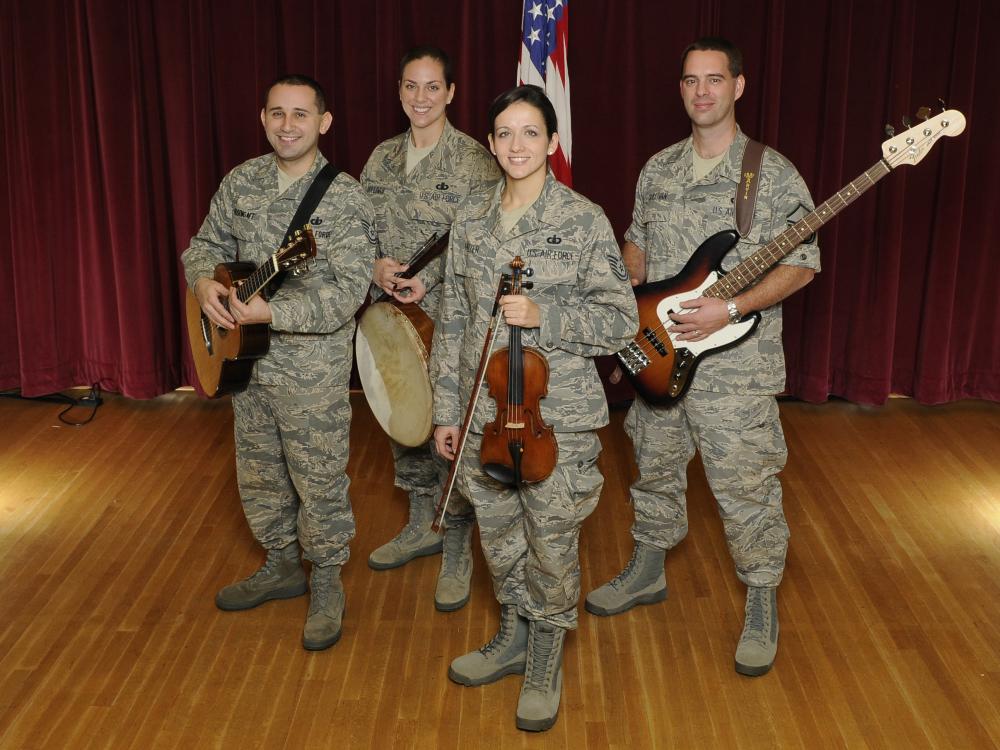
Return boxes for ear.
[487,133,496,155]
[734,74,745,102]
[547,132,560,156]
[319,111,333,134]
[260,108,267,129]
[446,82,456,105]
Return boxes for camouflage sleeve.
[537,212,639,357]
[414,254,445,300]
[470,149,502,193]
[429,228,468,427]
[770,159,822,273]
[269,185,378,333]
[622,163,649,251]
[180,171,240,289]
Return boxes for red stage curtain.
[1,0,996,404]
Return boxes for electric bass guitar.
[617,108,966,406]
[185,226,317,397]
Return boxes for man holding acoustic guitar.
[181,74,377,651]
[586,38,820,678]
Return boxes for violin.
[480,256,558,486]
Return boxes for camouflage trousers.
[625,391,789,587]
[391,439,472,526]
[232,382,355,567]
[455,430,603,629]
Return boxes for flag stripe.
[518,0,572,186]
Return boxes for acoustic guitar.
[618,108,966,406]
[186,226,317,397]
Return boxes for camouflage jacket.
[431,173,639,433]
[360,119,501,315]
[625,129,821,394]
[182,152,377,389]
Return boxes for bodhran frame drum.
[355,300,435,447]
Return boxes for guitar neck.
[706,159,892,299]
[235,255,280,304]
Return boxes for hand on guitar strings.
[194,277,236,330]
[668,296,729,341]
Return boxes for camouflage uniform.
[430,174,639,627]
[624,130,820,586]
[361,120,501,524]
[182,152,377,567]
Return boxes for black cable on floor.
[0,383,104,426]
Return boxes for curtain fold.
[1,0,995,404]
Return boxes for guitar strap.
[735,138,767,238]
[266,161,341,297]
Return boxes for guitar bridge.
[618,340,650,375]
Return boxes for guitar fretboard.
[706,160,892,299]
[235,256,279,304]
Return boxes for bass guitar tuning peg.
[884,124,896,137]
[916,106,931,121]
[938,98,948,112]
[901,115,914,128]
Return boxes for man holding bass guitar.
[182,75,377,651]
[585,38,819,677]
[361,46,501,612]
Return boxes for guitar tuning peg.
[938,98,948,112]
[884,124,896,137]
[901,115,913,128]
[916,106,931,121]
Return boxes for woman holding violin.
[430,85,638,732]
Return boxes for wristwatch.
[726,299,741,325]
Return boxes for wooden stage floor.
[1,391,998,749]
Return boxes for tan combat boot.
[434,520,474,612]
[368,493,442,569]
[515,621,567,732]
[735,586,779,676]
[302,564,345,651]
[448,604,528,685]
[585,541,667,616]
[215,542,307,611]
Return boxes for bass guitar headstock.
[882,107,966,169]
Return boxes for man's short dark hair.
[681,37,743,78]
[487,84,558,138]
[264,74,327,114]
[399,45,453,88]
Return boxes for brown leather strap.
[735,139,767,238]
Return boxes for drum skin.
[355,301,435,447]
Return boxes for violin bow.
[432,272,512,532]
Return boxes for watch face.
[727,301,740,323]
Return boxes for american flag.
[518,0,572,186]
